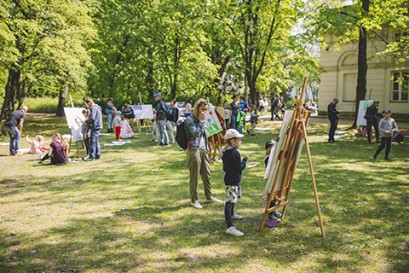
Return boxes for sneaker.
[191,200,203,209]
[232,213,244,220]
[206,196,223,203]
[373,155,377,160]
[272,211,282,218]
[384,157,390,160]
[225,226,244,236]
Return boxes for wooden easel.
[259,76,325,237]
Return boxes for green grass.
[0,115,408,272]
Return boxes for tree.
[210,0,302,103]
[307,0,408,125]
[0,0,94,124]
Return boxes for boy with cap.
[221,129,249,236]
[373,109,398,160]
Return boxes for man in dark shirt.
[365,100,380,143]
[327,98,339,143]
[85,98,103,160]
[230,95,240,129]
[5,106,28,155]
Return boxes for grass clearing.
[0,114,408,272]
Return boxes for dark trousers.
[329,119,338,141]
[374,137,392,159]
[83,137,90,156]
[366,119,379,143]
[271,106,280,120]
[225,202,235,228]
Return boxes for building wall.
[318,28,409,117]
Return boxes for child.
[223,101,231,130]
[113,110,122,141]
[264,140,282,227]
[373,109,398,160]
[247,106,257,136]
[221,129,249,236]
[76,109,90,158]
[120,118,135,139]
[26,135,48,154]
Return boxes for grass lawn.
[0,114,408,272]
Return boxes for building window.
[391,71,408,102]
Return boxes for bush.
[24,97,59,113]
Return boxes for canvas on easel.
[259,76,325,237]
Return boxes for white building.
[318,26,408,119]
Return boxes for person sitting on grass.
[39,133,69,165]
[222,129,249,237]
[26,135,48,155]
[373,109,398,160]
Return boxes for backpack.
[175,118,188,150]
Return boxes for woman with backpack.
[185,98,222,209]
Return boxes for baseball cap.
[154,93,161,98]
[382,109,391,114]
[225,129,244,140]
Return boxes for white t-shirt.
[113,116,122,127]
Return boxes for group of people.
[327,98,399,160]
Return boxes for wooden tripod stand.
[259,76,325,237]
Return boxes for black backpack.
[176,119,188,150]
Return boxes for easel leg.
[302,122,325,237]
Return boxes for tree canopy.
[0,0,407,123]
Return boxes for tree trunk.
[16,77,27,110]
[0,68,21,128]
[146,47,155,100]
[56,81,68,117]
[354,0,369,126]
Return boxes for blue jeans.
[157,119,169,144]
[107,114,113,130]
[89,129,101,159]
[5,126,20,154]
[230,114,238,129]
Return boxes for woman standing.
[185,99,222,209]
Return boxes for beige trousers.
[187,148,212,202]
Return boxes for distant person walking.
[85,98,103,160]
[185,98,222,209]
[373,109,398,160]
[365,100,380,143]
[327,98,339,143]
[5,106,28,155]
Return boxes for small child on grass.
[113,110,122,141]
[221,129,249,236]
[373,109,398,160]
[26,135,48,154]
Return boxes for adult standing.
[327,98,340,143]
[185,98,222,209]
[166,99,179,144]
[121,102,135,129]
[270,94,280,120]
[230,95,240,129]
[4,106,28,155]
[154,93,170,146]
[184,98,193,117]
[105,97,115,133]
[85,98,103,160]
[365,100,380,143]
